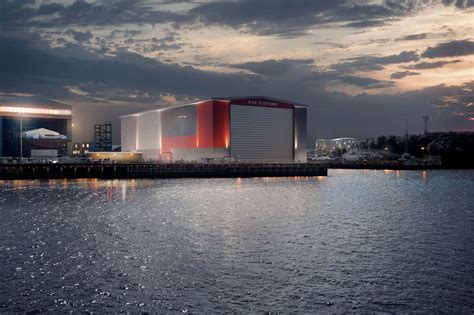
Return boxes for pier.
[0,162,328,180]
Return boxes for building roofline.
[120,96,309,119]
[211,96,309,108]
[119,100,209,118]
[0,96,72,110]
[331,137,357,141]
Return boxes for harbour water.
[0,170,473,312]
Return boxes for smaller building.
[315,137,357,156]
[331,137,357,150]
[314,139,332,156]
[72,142,92,156]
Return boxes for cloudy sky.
[0,0,473,143]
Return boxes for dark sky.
[0,0,473,144]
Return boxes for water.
[0,170,473,313]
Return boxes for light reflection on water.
[0,170,473,313]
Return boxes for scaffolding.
[93,122,112,152]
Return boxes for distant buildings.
[332,137,357,150]
[314,137,357,156]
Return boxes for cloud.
[0,36,258,101]
[142,32,184,52]
[332,51,420,72]
[343,19,387,28]
[421,39,474,58]
[65,29,93,42]
[395,33,428,41]
[1,0,470,41]
[228,58,396,89]
[441,0,474,9]
[229,59,314,75]
[390,71,421,79]
[337,76,395,89]
[0,0,189,29]
[188,0,423,37]
[405,60,462,69]
[0,33,472,143]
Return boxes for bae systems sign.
[247,100,279,107]
[230,98,294,109]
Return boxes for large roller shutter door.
[230,105,293,161]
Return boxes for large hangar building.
[121,96,307,162]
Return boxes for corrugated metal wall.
[137,111,160,150]
[230,105,293,162]
[120,116,137,151]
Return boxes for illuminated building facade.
[0,97,72,157]
[331,137,357,150]
[121,96,307,162]
[314,137,357,156]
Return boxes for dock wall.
[0,163,328,180]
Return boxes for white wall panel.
[121,116,138,152]
[137,111,160,151]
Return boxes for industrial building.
[0,97,72,158]
[121,96,307,162]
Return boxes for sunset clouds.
[0,0,472,141]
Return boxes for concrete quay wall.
[0,163,328,180]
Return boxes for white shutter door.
[230,105,293,162]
